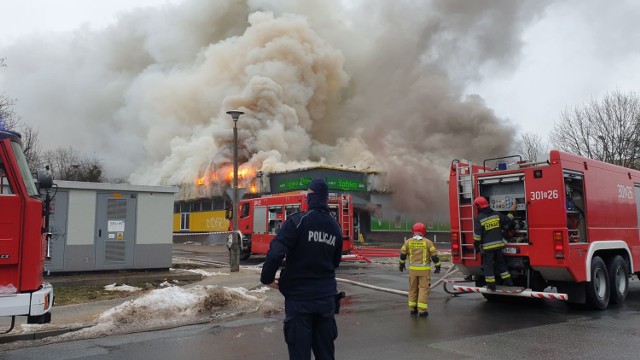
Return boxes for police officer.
[260,178,343,360]
[473,196,515,290]
[399,223,441,317]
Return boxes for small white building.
[45,181,178,272]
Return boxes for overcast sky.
[0,0,638,216]
[468,0,640,138]
[0,0,181,43]
[1,0,637,140]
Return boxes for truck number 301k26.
[617,184,634,199]
[530,190,559,201]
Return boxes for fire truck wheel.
[585,256,610,310]
[607,255,629,305]
[240,253,251,260]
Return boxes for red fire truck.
[0,129,54,332]
[449,150,640,309]
[232,192,354,260]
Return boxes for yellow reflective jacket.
[400,235,440,271]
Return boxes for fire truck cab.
[449,150,640,309]
[234,192,354,259]
[0,129,54,332]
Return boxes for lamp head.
[226,110,244,122]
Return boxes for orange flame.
[194,164,257,190]
[227,166,255,181]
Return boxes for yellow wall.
[173,213,181,232]
[173,210,230,232]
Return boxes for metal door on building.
[95,192,137,269]
[44,190,68,272]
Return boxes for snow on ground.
[56,285,272,341]
[104,283,142,292]
[185,269,230,277]
[241,264,264,273]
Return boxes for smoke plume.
[0,0,549,218]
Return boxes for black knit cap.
[307,178,329,204]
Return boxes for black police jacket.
[260,204,343,300]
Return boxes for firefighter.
[260,178,343,360]
[473,196,515,290]
[399,222,441,317]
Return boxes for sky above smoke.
[0,0,554,217]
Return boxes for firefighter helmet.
[412,222,427,236]
[474,196,490,210]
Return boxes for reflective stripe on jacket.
[400,236,439,271]
[473,209,514,251]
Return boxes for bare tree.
[550,91,640,169]
[3,59,107,181]
[514,132,547,162]
[1,59,19,130]
[20,123,43,170]
[41,147,106,182]
[1,58,43,171]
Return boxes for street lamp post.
[227,110,244,272]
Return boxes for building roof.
[268,164,379,175]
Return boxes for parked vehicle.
[449,150,640,309]
[0,129,54,332]
[231,192,354,259]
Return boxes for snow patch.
[186,269,230,277]
[104,283,142,292]
[55,285,267,340]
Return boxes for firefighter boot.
[410,308,418,315]
[419,311,429,317]
[486,283,496,291]
[503,278,514,287]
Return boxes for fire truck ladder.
[454,161,477,260]
[340,194,352,240]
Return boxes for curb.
[47,271,203,287]
[0,325,89,344]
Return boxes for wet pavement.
[5,246,640,359]
[6,242,640,359]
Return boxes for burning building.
[0,1,548,243]
[173,164,450,245]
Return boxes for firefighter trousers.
[283,296,338,360]
[408,269,431,314]
[482,250,512,285]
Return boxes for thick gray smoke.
[0,0,549,218]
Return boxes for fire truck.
[449,150,640,309]
[232,192,354,260]
[0,129,54,332]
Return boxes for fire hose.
[336,264,464,297]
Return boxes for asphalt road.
[4,244,640,359]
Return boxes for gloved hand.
[434,265,441,274]
[474,242,482,253]
[399,263,405,272]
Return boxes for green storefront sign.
[278,178,313,191]
[370,217,451,232]
[278,177,367,192]
[326,177,366,191]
